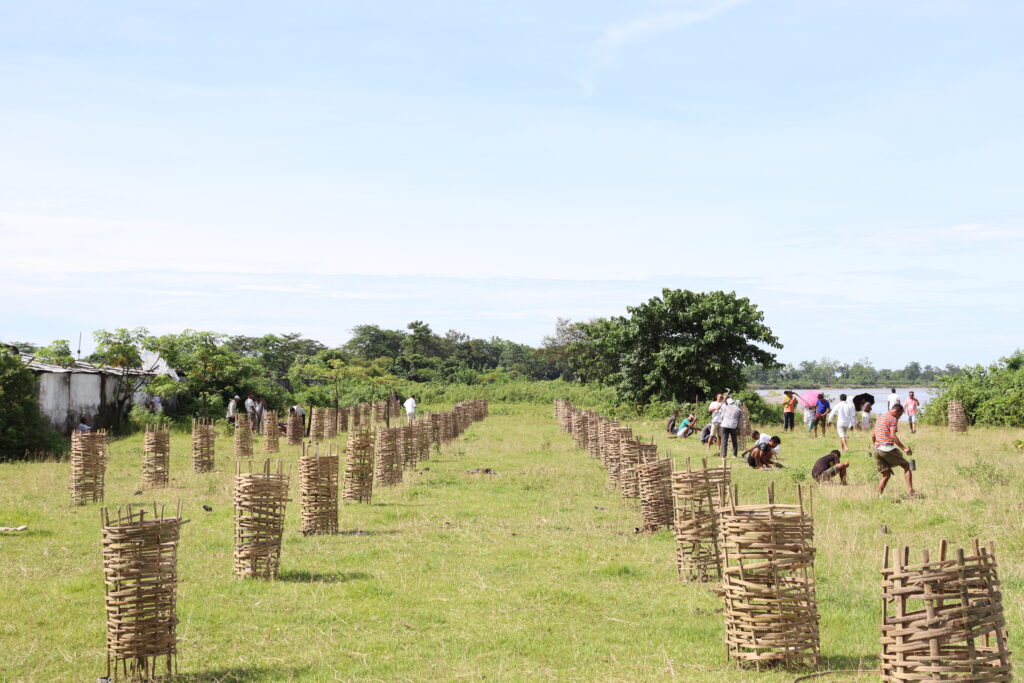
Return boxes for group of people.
[226,392,270,433]
[666,387,920,495]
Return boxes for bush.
[128,405,173,431]
[0,351,66,460]
[925,350,1024,428]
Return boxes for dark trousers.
[720,427,739,457]
[783,412,795,431]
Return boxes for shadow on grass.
[277,569,372,583]
[816,653,881,674]
[177,666,311,681]
[338,528,399,536]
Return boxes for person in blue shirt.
[813,393,831,438]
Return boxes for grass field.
[2,402,1023,682]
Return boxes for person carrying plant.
[873,404,915,496]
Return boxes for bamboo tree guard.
[262,410,279,453]
[233,459,290,579]
[372,401,386,424]
[586,412,601,460]
[417,421,432,461]
[299,443,338,536]
[374,426,402,487]
[571,410,586,449]
[399,424,417,470]
[70,429,107,505]
[637,441,659,465]
[143,425,171,488]
[310,407,326,442]
[672,458,730,582]
[638,457,674,531]
[325,408,338,439]
[720,484,819,670]
[351,404,362,428]
[337,406,349,434]
[343,428,374,503]
[287,410,304,446]
[102,503,186,682]
[616,434,639,493]
[881,540,1011,681]
[598,419,619,468]
[948,400,968,432]
[430,413,443,447]
[234,413,253,459]
[191,418,215,472]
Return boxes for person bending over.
[811,449,849,484]
[745,436,782,469]
[677,414,698,438]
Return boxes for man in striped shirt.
[873,404,915,496]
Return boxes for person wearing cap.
[811,449,848,484]
[226,395,240,425]
[782,390,798,432]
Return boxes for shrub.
[0,351,66,460]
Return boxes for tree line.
[743,358,965,388]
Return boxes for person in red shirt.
[904,391,921,434]
[873,404,915,496]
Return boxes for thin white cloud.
[598,0,750,48]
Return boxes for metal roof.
[19,353,156,376]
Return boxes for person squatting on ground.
[873,404,915,496]
[717,400,743,458]
[666,410,680,434]
[833,394,857,452]
[811,449,849,484]
[706,393,724,451]
[904,391,920,433]
[782,390,798,431]
[676,414,697,438]
[742,435,782,469]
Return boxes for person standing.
[253,395,266,433]
[403,394,417,422]
[833,393,857,452]
[782,390,798,431]
[873,404,915,496]
[227,395,240,426]
[813,393,831,438]
[718,400,743,458]
[244,392,256,427]
[887,388,901,410]
[706,393,724,451]
[860,403,873,431]
[904,391,921,433]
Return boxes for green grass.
[2,403,1023,681]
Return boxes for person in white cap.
[227,395,240,425]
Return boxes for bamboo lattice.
[101,503,186,682]
[233,459,290,579]
[337,407,349,434]
[192,418,215,472]
[70,429,107,505]
[374,426,402,487]
[343,429,374,503]
[720,484,819,670]
[881,540,1011,682]
[310,407,326,442]
[638,457,674,531]
[261,410,279,454]
[399,425,417,470]
[234,413,253,459]
[287,411,304,446]
[948,400,968,432]
[673,457,730,582]
[143,425,171,488]
[325,408,338,439]
[299,443,339,536]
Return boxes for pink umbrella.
[797,390,822,408]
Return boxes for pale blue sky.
[2,1,1022,367]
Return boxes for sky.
[2,1,1022,368]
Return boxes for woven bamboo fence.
[262,410,279,453]
[233,459,290,579]
[70,429,107,505]
[571,410,586,449]
[948,400,968,432]
[234,413,253,459]
[351,403,362,428]
[720,483,819,670]
[615,432,638,491]
[191,418,215,472]
[287,411,304,446]
[374,426,402,487]
[399,424,417,470]
[372,401,385,424]
[337,406,349,434]
[143,425,171,488]
[881,540,1011,681]
[638,457,674,531]
[101,503,186,682]
[361,403,371,426]
[299,443,338,536]
[343,428,374,503]
[637,441,659,465]
[429,413,442,447]
[672,457,730,582]
[325,408,338,439]
[416,421,431,461]
[584,412,599,460]
[310,407,326,442]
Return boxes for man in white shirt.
[717,401,743,458]
[403,395,417,422]
[706,393,724,451]
[833,393,857,452]
[227,395,240,425]
[887,388,901,410]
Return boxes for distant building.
[19,354,161,434]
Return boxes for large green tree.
[614,289,781,403]
[92,327,153,419]
[0,349,59,460]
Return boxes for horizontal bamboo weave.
[234,414,253,459]
[262,410,279,454]
[374,427,402,487]
[71,429,107,505]
[299,444,338,536]
[343,429,374,503]
[948,400,968,432]
[233,459,290,579]
[673,457,730,582]
[287,411,304,446]
[639,457,674,531]
[143,425,171,488]
[191,418,215,472]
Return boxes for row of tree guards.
[94,400,488,682]
[554,399,1012,679]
